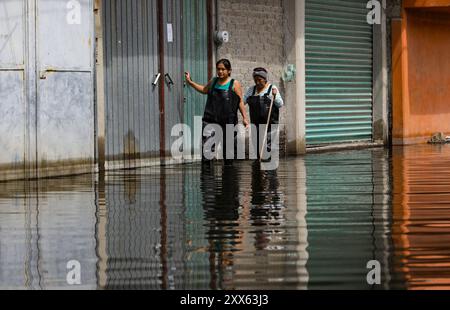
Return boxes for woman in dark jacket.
[244,67,284,160]
[185,59,249,164]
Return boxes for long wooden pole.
[259,93,275,162]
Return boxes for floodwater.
[1,144,450,290]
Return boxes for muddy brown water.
[1,145,450,290]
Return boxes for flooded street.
[1,145,450,290]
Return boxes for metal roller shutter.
[305,0,373,145]
[183,0,209,157]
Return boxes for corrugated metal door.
[162,0,184,157]
[183,0,209,156]
[103,0,160,168]
[0,0,26,172]
[103,0,209,166]
[305,0,373,145]
[36,0,95,173]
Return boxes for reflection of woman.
[244,68,284,160]
[200,164,241,289]
[250,163,282,251]
[185,59,249,164]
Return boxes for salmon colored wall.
[407,10,450,139]
[403,0,450,8]
[392,1,450,145]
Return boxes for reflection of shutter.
[305,0,373,145]
[305,150,383,289]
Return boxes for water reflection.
[0,176,97,289]
[1,145,450,289]
[248,164,284,252]
[200,164,240,290]
[305,149,392,289]
[392,145,450,290]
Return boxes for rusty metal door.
[0,0,26,177]
[103,0,160,169]
[36,0,95,176]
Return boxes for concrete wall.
[386,0,402,145]
[282,0,305,154]
[392,0,450,144]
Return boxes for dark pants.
[202,121,237,164]
[252,123,275,160]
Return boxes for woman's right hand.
[185,72,192,84]
[243,117,250,129]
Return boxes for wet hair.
[216,59,232,71]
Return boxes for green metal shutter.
[305,0,373,145]
[183,0,209,156]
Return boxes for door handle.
[165,73,174,86]
[152,73,161,86]
[40,71,47,80]
[39,68,91,80]
[40,69,51,80]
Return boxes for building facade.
[217,0,390,154]
[4,0,447,181]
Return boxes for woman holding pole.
[244,67,284,162]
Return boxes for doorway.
[101,0,211,169]
[0,0,95,180]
